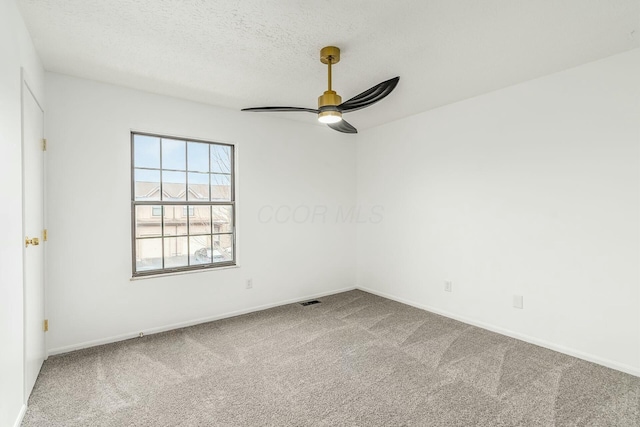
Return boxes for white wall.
[357,49,640,375]
[45,73,357,353]
[0,0,44,426]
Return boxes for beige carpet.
[22,290,639,426]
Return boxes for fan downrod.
[318,46,343,120]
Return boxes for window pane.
[190,236,212,265]
[134,135,160,169]
[162,171,186,201]
[136,238,163,271]
[162,138,186,170]
[164,237,188,268]
[211,174,231,201]
[135,169,161,201]
[213,234,234,263]
[210,144,231,173]
[187,142,209,172]
[187,172,209,201]
[212,205,233,233]
[163,205,187,236]
[190,205,211,234]
[135,205,162,238]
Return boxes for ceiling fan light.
[318,110,342,124]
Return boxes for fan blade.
[328,119,357,134]
[241,106,319,113]
[338,77,400,113]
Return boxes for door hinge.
[43,319,49,332]
[43,229,48,241]
[42,138,47,151]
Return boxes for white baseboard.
[47,286,357,356]
[356,285,640,378]
[13,404,27,427]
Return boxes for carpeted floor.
[23,290,639,426]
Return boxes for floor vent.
[300,300,321,306]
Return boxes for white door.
[22,77,45,400]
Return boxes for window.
[131,132,235,276]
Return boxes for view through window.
[131,132,235,276]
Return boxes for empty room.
[2,0,639,426]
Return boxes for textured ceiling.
[17,0,640,130]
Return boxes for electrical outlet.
[513,295,523,309]
[246,279,253,289]
[444,281,452,292]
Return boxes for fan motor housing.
[318,90,342,108]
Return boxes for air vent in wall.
[300,300,321,306]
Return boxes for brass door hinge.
[43,319,49,332]
[43,229,48,241]
[42,138,47,151]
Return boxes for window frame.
[130,131,236,277]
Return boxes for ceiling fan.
[241,46,399,134]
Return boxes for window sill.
[130,264,240,281]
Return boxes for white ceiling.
[17,0,640,131]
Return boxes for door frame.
[21,67,46,403]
